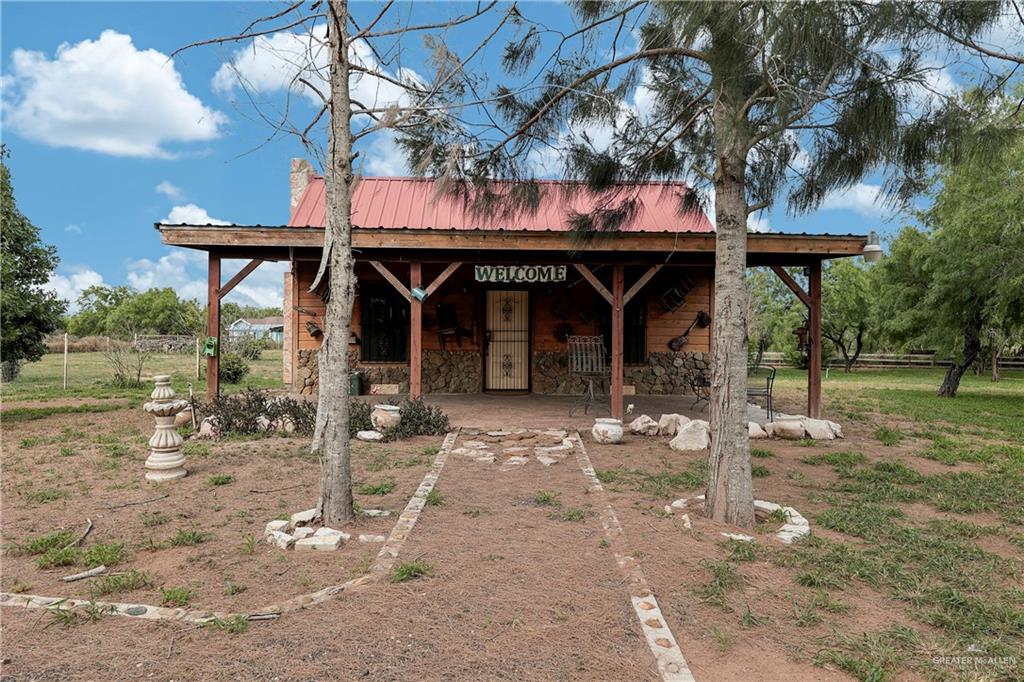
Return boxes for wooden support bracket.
[369,261,411,300]
[770,265,811,308]
[573,264,613,305]
[623,264,663,305]
[423,262,462,299]
[219,259,263,300]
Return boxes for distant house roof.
[231,317,284,328]
[288,176,713,233]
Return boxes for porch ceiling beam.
[422,262,462,299]
[368,261,411,301]
[770,265,811,308]
[218,259,263,300]
[623,264,663,305]
[573,264,613,305]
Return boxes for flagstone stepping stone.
[503,446,530,454]
[535,454,559,466]
[463,440,488,449]
[487,430,511,437]
[356,430,385,442]
[474,455,496,464]
[361,509,391,517]
[541,429,568,438]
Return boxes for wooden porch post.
[808,260,822,418]
[207,252,221,397]
[611,264,625,420]
[409,262,422,398]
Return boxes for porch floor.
[397,393,770,430]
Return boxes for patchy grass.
[720,539,757,563]
[549,507,587,522]
[169,528,210,547]
[815,625,921,681]
[139,512,170,527]
[356,479,396,496]
[532,490,561,507]
[24,489,71,505]
[696,559,742,609]
[1,402,130,424]
[751,447,774,458]
[391,559,432,583]
[160,586,193,607]
[874,425,903,446]
[89,570,153,596]
[751,464,771,478]
[7,529,75,556]
[425,489,445,506]
[595,460,707,498]
[207,474,234,486]
[203,615,250,634]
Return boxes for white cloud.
[747,213,773,233]
[820,182,885,217]
[45,266,105,313]
[160,204,232,225]
[124,250,285,308]
[155,180,184,201]
[2,30,226,158]
[362,132,407,176]
[212,25,416,113]
[64,223,81,234]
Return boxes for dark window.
[361,289,409,362]
[600,298,646,364]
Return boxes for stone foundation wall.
[295,348,319,395]
[423,350,482,393]
[532,350,708,395]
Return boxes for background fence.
[761,351,1024,370]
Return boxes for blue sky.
[2,2,1020,312]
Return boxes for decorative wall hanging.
[659,274,696,313]
[668,310,711,351]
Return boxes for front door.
[485,290,530,390]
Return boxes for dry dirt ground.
[2,390,1021,680]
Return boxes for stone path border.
[0,429,460,625]
[570,433,696,682]
[670,495,811,545]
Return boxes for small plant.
[874,425,903,446]
[182,441,210,457]
[25,488,70,504]
[533,490,561,507]
[36,546,81,569]
[741,605,769,627]
[751,448,774,459]
[169,528,210,547]
[423,445,440,457]
[204,615,250,634]
[551,507,587,522]
[218,352,250,384]
[721,539,757,562]
[8,577,32,594]
[710,625,733,652]
[160,586,193,607]
[425,490,445,506]
[392,558,432,583]
[10,529,75,556]
[59,446,77,457]
[381,397,450,440]
[751,464,770,478]
[598,538,610,549]
[235,337,266,361]
[241,534,258,555]
[357,479,396,495]
[224,579,247,596]
[46,604,82,629]
[19,436,44,448]
[696,559,741,608]
[90,569,153,596]
[140,511,170,527]
[82,542,125,568]
[207,474,234,486]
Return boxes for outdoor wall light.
[410,287,427,301]
[863,230,883,263]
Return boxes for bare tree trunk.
[938,310,983,398]
[991,333,1001,383]
[312,0,356,527]
[705,101,754,528]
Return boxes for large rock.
[197,417,219,439]
[749,421,769,439]
[629,415,660,436]
[174,408,194,428]
[802,418,835,440]
[658,413,690,437]
[356,430,385,442]
[767,420,805,440]
[669,420,710,452]
[826,420,845,439]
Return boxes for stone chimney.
[289,158,314,215]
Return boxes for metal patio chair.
[567,335,609,416]
[687,367,712,410]
[747,364,776,422]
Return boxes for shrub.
[349,400,374,436]
[382,398,450,440]
[235,337,266,361]
[391,559,432,582]
[104,344,149,388]
[219,353,250,384]
[1,359,24,382]
[200,389,316,437]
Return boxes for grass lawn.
[2,350,285,406]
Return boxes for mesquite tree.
[181,0,522,526]
[400,1,1020,526]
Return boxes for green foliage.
[203,615,250,634]
[382,397,451,440]
[751,464,770,478]
[696,559,742,608]
[8,529,75,556]
[349,400,374,436]
[550,507,587,522]
[532,490,561,506]
[25,488,70,504]
[218,352,250,384]
[425,490,445,506]
[160,586,193,607]
[391,559,432,583]
[235,337,266,361]
[169,528,210,547]
[82,542,125,568]
[207,474,234,486]
[0,148,66,371]
[90,569,153,596]
[67,285,202,338]
[356,479,396,495]
[874,426,903,446]
[200,388,316,436]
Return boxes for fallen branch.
[105,494,169,510]
[62,565,107,582]
[248,484,303,494]
[62,518,93,550]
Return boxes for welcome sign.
[474,265,567,283]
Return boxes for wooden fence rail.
[760,351,1024,370]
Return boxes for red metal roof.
[288,176,713,233]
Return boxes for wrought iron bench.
[567,335,609,416]
[746,364,776,422]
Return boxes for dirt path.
[1,428,667,681]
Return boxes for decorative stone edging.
[0,429,461,624]
[669,495,811,545]
[570,433,696,682]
